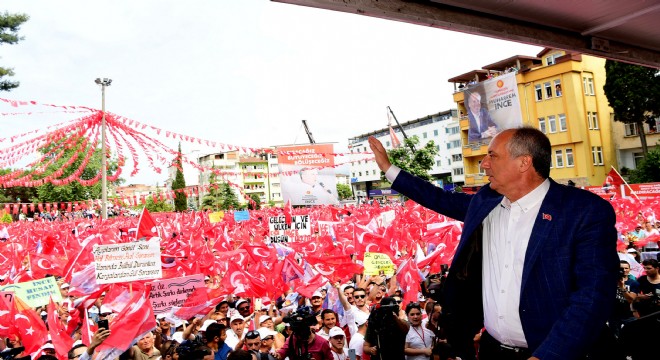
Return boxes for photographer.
[275,307,332,360]
[363,296,409,360]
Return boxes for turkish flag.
[396,258,422,308]
[13,294,48,354]
[30,252,67,278]
[0,291,14,337]
[47,298,74,360]
[604,168,624,187]
[294,273,327,299]
[136,207,158,240]
[389,125,402,148]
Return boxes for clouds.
[1,0,541,184]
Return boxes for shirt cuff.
[385,165,401,183]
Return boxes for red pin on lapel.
[542,213,552,221]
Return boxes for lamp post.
[95,77,112,220]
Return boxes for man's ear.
[519,154,533,172]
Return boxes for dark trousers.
[478,332,532,360]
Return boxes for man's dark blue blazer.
[392,171,619,360]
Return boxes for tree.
[383,135,439,182]
[0,168,37,203]
[604,60,660,155]
[247,193,261,210]
[144,195,173,213]
[336,183,353,200]
[628,142,660,183]
[201,170,241,211]
[172,143,187,212]
[0,11,29,91]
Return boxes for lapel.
[521,179,562,290]
[454,186,502,259]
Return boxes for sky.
[1,0,542,185]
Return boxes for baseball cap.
[312,290,323,298]
[259,315,271,325]
[257,327,277,340]
[235,299,249,308]
[329,327,345,338]
[199,319,217,331]
[627,248,638,253]
[60,283,70,289]
[230,314,245,323]
[99,305,112,315]
[355,311,368,327]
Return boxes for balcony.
[465,173,489,186]
[463,142,489,157]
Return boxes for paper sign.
[92,241,162,284]
[268,215,311,243]
[363,252,395,277]
[209,211,225,223]
[148,274,205,314]
[234,210,250,222]
[0,276,62,308]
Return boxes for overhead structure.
[302,119,316,144]
[272,0,660,68]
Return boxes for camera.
[282,306,317,340]
[421,270,447,303]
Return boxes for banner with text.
[465,72,522,143]
[148,274,205,314]
[0,276,62,308]
[268,215,311,243]
[363,252,395,277]
[278,144,340,206]
[93,241,162,284]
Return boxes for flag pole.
[611,166,640,201]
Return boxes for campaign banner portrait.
[92,241,162,284]
[278,144,340,206]
[0,276,62,308]
[465,72,523,143]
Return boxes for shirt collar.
[500,178,550,212]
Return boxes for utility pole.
[95,78,112,220]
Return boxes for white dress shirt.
[482,179,550,347]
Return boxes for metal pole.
[101,83,108,220]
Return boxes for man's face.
[71,346,87,360]
[300,169,319,186]
[261,335,275,349]
[159,318,171,331]
[353,290,367,307]
[343,288,354,305]
[231,320,244,335]
[246,337,261,351]
[237,302,251,317]
[621,264,631,276]
[481,130,523,197]
[468,93,481,115]
[322,313,336,329]
[137,333,154,351]
[260,319,274,329]
[329,335,345,352]
[644,265,659,277]
[376,286,387,300]
[218,303,229,314]
[311,296,323,308]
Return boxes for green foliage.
[628,143,660,183]
[0,212,12,223]
[201,170,241,211]
[336,183,353,200]
[384,136,439,182]
[143,188,173,213]
[0,168,38,203]
[604,60,660,155]
[172,143,187,212]
[0,11,29,91]
[247,193,261,210]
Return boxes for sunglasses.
[238,306,250,311]
[331,336,344,340]
[245,330,260,339]
[354,295,366,299]
[262,336,274,341]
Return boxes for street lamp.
[95,77,112,220]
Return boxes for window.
[539,117,547,134]
[588,112,599,129]
[544,82,553,99]
[566,148,574,167]
[546,55,556,66]
[447,143,451,150]
[554,80,562,97]
[535,85,542,101]
[436,145,440,151]
[555,150,564,168]
[436,160,441,167]
[583,76,595,95]
[633,152,644,168]
[624,123,638,136]
[559,114,567,131]
[591,146,603,165]
[548,115,557,133]
[477,160,485,175]
[434,129,439,136]
[352,173,355,178]
[452,140,461,148]
[358,172,362,176]
[453,168,464,176]
[423,132,428,139]
[372,170,376,175]
[452,154,463,162]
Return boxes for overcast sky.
[1,0,541,185]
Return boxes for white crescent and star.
[37,258,54,270]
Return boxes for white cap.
[200,319,217,331]
[258,315,271,325]
[230,314,245,323]
[40,311,48,316]
[99,305,112,315]
[42,343,55,350]
[627,248,638,253]
[235,299,248,308]
[60,282,70,289]
[257,327,277,339]
[204,275,211,281]
[355,311,369,327]
[156,314,167,320]
[329,327,345,338]
[312,290,323,298]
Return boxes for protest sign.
[363,252,395,277]
[148,274,205,314]
[268,215,311,243]
[234,210,250,222]
[209,211,225,223]
[0,276,62,308]
[92,241,162,284]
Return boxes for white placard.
[93,241,162,284]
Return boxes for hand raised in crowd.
[89,328,111,353]
[368,136,392,173]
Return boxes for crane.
[302,120,315,144]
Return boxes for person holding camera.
[275,307,332,360]
[404,302,434,360]
[363,296,409,360]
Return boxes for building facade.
[347,110,460,203]
[449,48,617,188]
